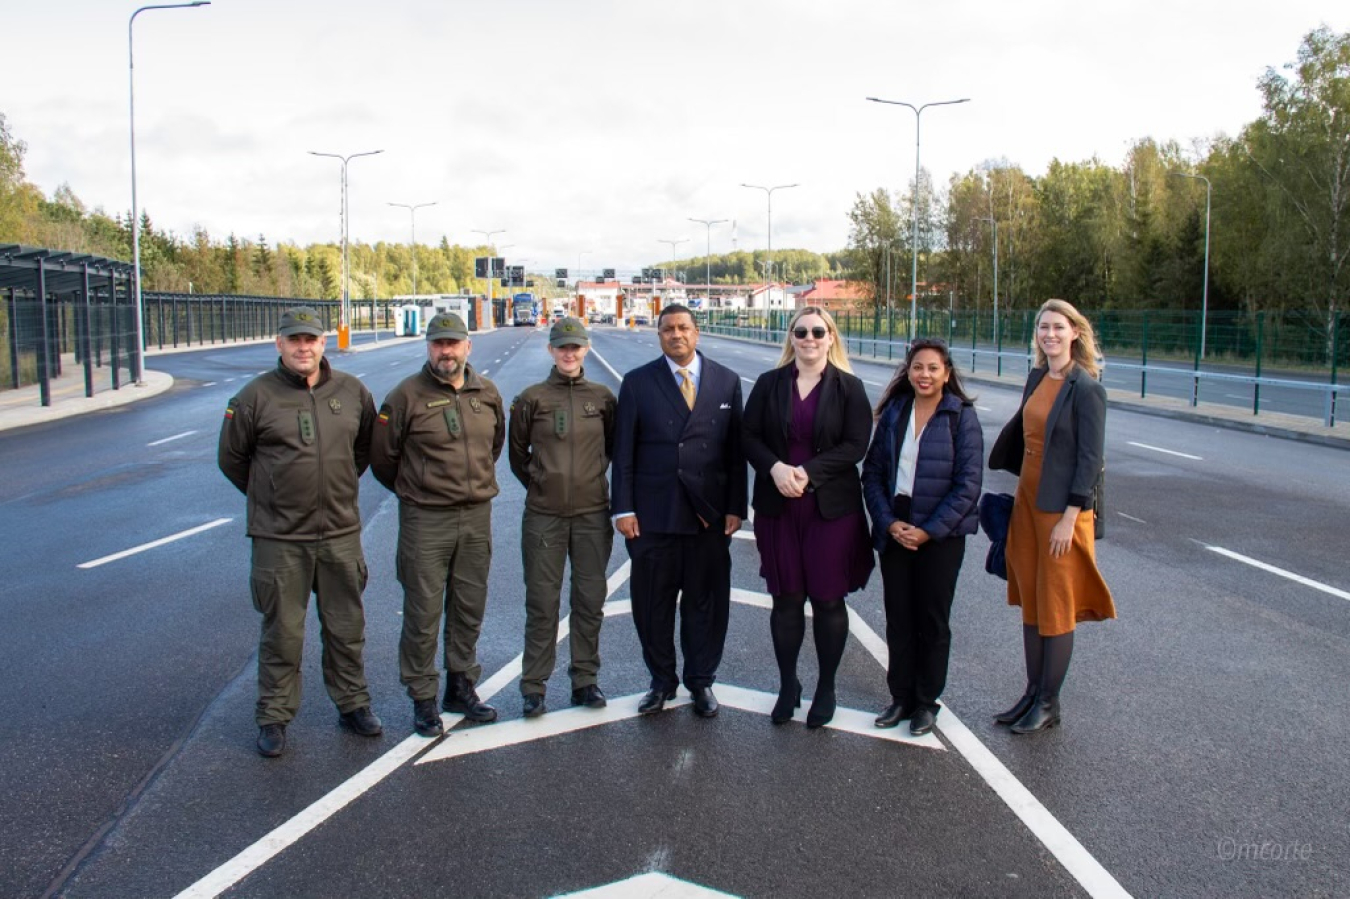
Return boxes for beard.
[431,357,462,379]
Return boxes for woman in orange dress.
[988,299,1115,733]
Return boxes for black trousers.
[627,527,731,692]
[879,521,967,713]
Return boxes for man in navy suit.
[612,304,748,717]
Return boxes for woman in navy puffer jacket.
[861,338,983,737]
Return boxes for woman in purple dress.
[743,307,874,727]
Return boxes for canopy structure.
[0,244,139,406]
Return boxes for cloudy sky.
[6,0,1346,276]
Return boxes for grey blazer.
[988,366,1105,513]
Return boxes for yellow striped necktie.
[677,368,695,410]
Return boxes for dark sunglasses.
[793,326,828,339]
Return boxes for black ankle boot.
[1010,696,1060,734]
[994,689,1038,726]
[771,678,803,724]
[806,688,836,729]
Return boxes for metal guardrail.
[701,322,1345,427]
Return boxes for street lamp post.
[866,96,969,342]
[741,183,797,327]
[473,229,506,324]
[1170,172,1212,360]
[688,217,727,304]
[388,201,436,299]
[309,149,384,341]
[129,1,210,385]
[978,216,1000,373]
[658,238,688,308]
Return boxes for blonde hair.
[776,306,853,373]
[1034,298,1101,379]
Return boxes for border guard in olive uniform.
[371,312,505,736]
[218,306,382,758]
[508,317,617,717]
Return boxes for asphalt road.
[1,325,1347,898]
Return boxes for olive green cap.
[549,316,589,347]
[426,312,469,341]
[278,306,324,337]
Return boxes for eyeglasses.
[793,326,828,340]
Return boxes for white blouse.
[894,408,924,497]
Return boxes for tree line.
[2,27,1345,324]
[845,26,1349,334]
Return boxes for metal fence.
[700,306,1348,426]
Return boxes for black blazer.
[742,362,872,520]
[610,351,748,533]
[989,365,1105,513]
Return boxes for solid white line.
[587,348,624,383]
[1127,440,1202,461]
[201,381,218,387]
[175,560,634,898]
[976,405,992,413]
[147,430,197,447]
[1117,512,1146,524]
[863,379,886,388]
[845,598,1133,898]
[77,519,233,569]
[352,372,366,378]
[1205,545,1350,602]
[741,377,755,385]
[730,530,755,541]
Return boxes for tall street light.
[388,201,436,299]
[473,228,506,322]
[657,238,688,306]
[1170,171,1212,360]
[128,1,210,385]
[978,216,1001,373]
[741,183,798,324]
[688,217,727,305]
[866,96,969,341]
[309,149,384,343]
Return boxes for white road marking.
[587,348,624,383]
[1117,512,1146,524]
[863,379,886,388]
[479,370,490,377]
[352,372,366,378]
[224,378,235,383]
[557,872,736,898]
[147,430,197,447]
[1205,545,1350,602]
[731,529,755,541]
[174,560,631,899]
[1128,440,1201,460]
[847,593,1132,899]
[976,405,992,412]
[201,381,217,387]
[78,518,233,569]
[389,362,401,367]
[741,377,754,385]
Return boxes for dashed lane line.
[147,430,198,447]
[77,518,233,569]
[1127,440,1202,460]
[1204,545,1350,602]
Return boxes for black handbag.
[1092,467,1105,540]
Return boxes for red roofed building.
[794,279,873,313]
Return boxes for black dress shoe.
[413,698,443,737]
[522,694,547,718]
[1010,697,1061,734]
[771,679,803,724]
[874,701,915,729]
[909,707,937,736]
[637,688,676,715]
[339,706,383,737]
[691,686,719,718]
[994,690,1038,726]
[444,676,498,723]
[806,689,836,729]
[571,685,607,708]
[257,723,286,758]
